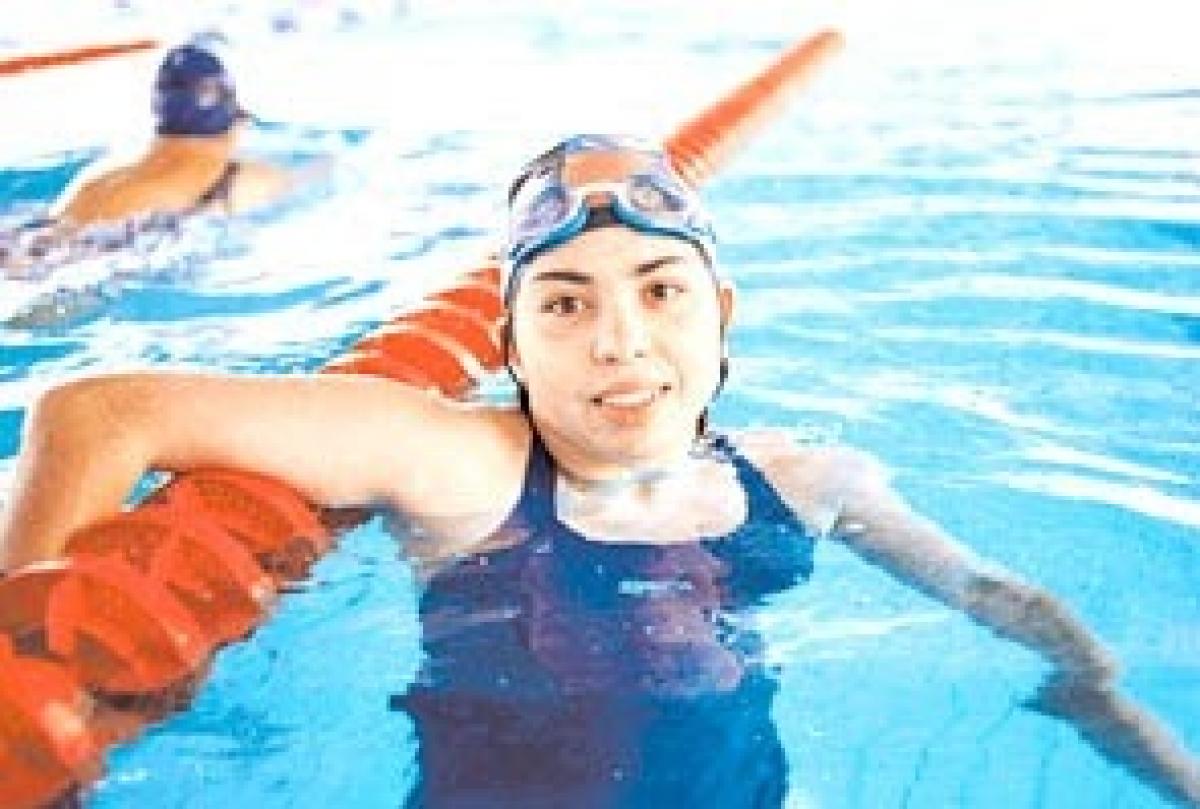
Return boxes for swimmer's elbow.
[30,378,100,437]
[962,570,1040,622]
[2,377,156,568]
[29,375,151,459]
[963,571,1118,683]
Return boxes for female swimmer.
[2,134,1198,808]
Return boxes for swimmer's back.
[56,157,287,227]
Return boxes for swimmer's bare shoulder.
[382,404,530,520]
[227,160,295,213]
[390,407,533,565]
[731,428,891,539]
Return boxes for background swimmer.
[1,37,299,278]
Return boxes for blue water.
[1,1,1198,806]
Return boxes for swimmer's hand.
[1025,672,1200,808]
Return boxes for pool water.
[1,1,1198,806]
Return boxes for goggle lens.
[627,174,689,215]
[508,172,709,263]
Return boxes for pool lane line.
[0,38,159,77]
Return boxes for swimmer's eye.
[646,281,687,302]
[541,295,587,316]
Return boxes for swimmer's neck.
[557,464,683,499]
[144,133,238,166]
[535,419,709,493]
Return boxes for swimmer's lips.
[589,383,674,424]
[589,382,672,407]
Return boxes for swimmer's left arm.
[748,440,1116,678]
[753,440,1200,806]
[840,447,1115,676]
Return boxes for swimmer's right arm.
[0,372,523,570]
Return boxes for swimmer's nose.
[592,293,649,365]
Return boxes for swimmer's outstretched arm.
[821,450,1117,676]
[0,372,526,570]
[765,444,1200,807]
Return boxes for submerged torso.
[397,432,817,808]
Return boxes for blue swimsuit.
[397,432,815,808]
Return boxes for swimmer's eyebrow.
[529,268,592,286]
[632,255,686,277]
[529,255,686,286]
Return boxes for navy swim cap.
[152,43,246,137]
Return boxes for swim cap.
[152,43,247,137]
[502,134,720,304]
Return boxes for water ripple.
[998,472,1200,530]
[865,275,1200,316]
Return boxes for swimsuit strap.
[707,433,799,527]
[706,433,816,595]
[513,429,559,528]
[192,160,242,213]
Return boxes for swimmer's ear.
[718,282,736,332]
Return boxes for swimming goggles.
[503,134,717,301]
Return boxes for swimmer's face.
[508,225,733,470]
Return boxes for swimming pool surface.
[1,1,1198,806]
